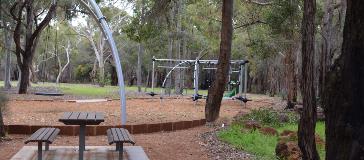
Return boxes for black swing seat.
[146,92,158,96]
[34,92,64,96]
[235,96,251,103]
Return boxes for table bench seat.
[25,128,60,160]
[107,128,135,160]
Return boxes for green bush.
[75,64,92,82]
[237,108,299,127]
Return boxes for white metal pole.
[239,64,243,97]
[194,61,199,97]
[152,57,155,93]
[244,63,248,98]
[88,0,127,125]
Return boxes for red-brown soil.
[4,94,277,126]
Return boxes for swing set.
[147,56,251,104]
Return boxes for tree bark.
[137,43,143,92]
[205,0,233,122]
[10,0,57,94]
[319,0,334,100]
[324,0,364,159]
[3,29,12,90]
[285,46,297,109]
[298,0,319,159]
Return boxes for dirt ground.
[0,94,282,159]
[0,126,211,160]
[4,94,279,125]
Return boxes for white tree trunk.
[3,29,12,90]
[137,43,143,92]
[56,41,71,84]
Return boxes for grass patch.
[219,108,326,159]
[218,125,278,159]
[0,81,208,97]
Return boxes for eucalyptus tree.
[205,0,234,121]
[123,0,161,92]
[3,0,57,93]
[323,0,364,158]
[298,0,320,159]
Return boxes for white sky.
[71,0,133,27]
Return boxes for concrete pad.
[11,146,149,160]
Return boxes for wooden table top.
[59,112,104,125]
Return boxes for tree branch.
[29,1,57,48]
[245,0,273,5]
[234,20,267,29]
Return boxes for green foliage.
[237,108,299,127]
[219,122,326,160]
[75,64,92,82]
[219,125,278,160]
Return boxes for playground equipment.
[78,0,127,125]
[149,56,250,104]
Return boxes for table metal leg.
[79,125,86,160]
[38,142,43,160]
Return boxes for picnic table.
[59,112,104,160]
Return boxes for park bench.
[24,128,60,160]
[107,128,135,160]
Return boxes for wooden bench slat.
[115,128,125,141]
[47,129,60,144]
[25,128,60,144]
[36,128,51,141]
[78,112,88,120]
[121,128,135,144]
[86,112,96,121]
[27,128,46,142]
[107,129,114,144]
[111,128,120,142]
[69,112,80,120]
[106,128,135,145]
[95,112,104,121]
[42,128,56,141]
[61,112,72,120]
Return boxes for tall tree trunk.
[18,59,31,94]
[324,0,364,159]
[137,43,144,92]
[174,0,183,94]
[298,0,319,159]
[285,46,297,108]
[319,0,334,100]
[11,0,57,94]
[4,29,12,90]
[205,0,233,122]
[166,36,173,94]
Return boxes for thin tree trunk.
[166,36,173,94]
[56,42,71,84]
[319,0,334,100]
[137,43,143,92]
[174,0,183,94]
[4,29,12,90]
[205,0,233,122]
[298,0,319,159]
[324,0,364,159]
[0,104,5,137]
[285,46,297,108]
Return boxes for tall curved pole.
[87,0,127,125]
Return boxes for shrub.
[237,108,299,127]
[0,93,8,137]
